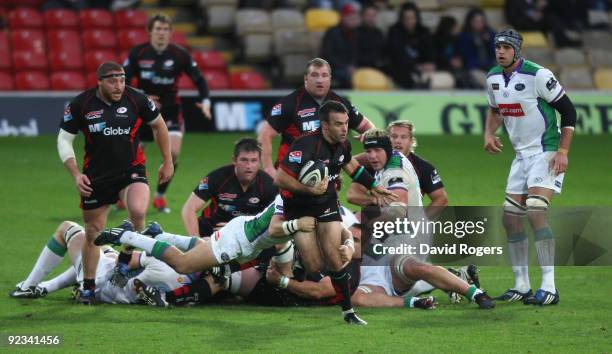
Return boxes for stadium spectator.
[124,13,212,214]
[42,0,108,10]
[386,2,435,89]
[257,58,374,179]
[57,61,173,305]
[504,0,582,47]
[433,16,479,89]
[356,4,385,70]
[320,2,362,88]
[181,138,277,237]
[458,8,496,72]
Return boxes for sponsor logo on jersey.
[220,252,230,262]
[117,107,128,114]
[338,154,344,163]
[515,83,525,91]
[103,126,131,136]
[141,71,154,80]
[388,177,404,185]
[498,103,525,117]
[555,181,562,188]
[219,203,236,211]
[302,120,320,131]
[297,107,316,118]
[63,105,73,122]
[85,109,104,120]
[152,76,175,85]
[198,177,209,190]
[138,60,155,68]
[271,104,282,116]
[329,173,340,181]
[248,197,260,204]
[218,193,237,201]
[88,122,106,132]
[288,150,302,163]
[492,83,499,90]
[431,169,441,184]
[546,77,558,91]
[164,59,174,68]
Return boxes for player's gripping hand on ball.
[484,133,503,154]
[308,176,329,195]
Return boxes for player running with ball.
[484,29,577,306]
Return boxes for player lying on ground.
[95,195,314,276]
[9,221,220,306]
[347,129,495,309]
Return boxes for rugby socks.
[409,280,435,296]
[154,232,199,252]
[83,278,96,291]
[330,270,352,312]
[166,280,212,306]
[119,231,158,253]
[507,232,530,293]
[534,227,556,293]
[157,162,178,195]
[465,285,483,301]
[22,236,66,288]
[39,267,77,292]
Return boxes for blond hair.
[386,120,417,152]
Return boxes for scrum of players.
[10,57,510,326]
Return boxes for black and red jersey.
[59,86,159,181]
[407,153,444,195]
[279,130,352,207]
[266,87,363,165]
[193,164,277,226]
[123,43,209,108]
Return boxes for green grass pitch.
[1,134,611,352]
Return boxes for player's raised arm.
[149,115,174,183]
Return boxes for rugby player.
[56,61,173,304]
[181,138,277,237]
[274,100,396,325]
[258,57,374,179]
[349,129,495,309]
[124,13,212,213]
[484,29,576,306]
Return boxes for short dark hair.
[234,138,261,158]
[147,13,172,32]
[319,100,348,123]
[96,61,124,80]
[305,57,332,76]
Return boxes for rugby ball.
[298,160,328,187]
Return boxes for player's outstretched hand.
[338,244,354,268]
[75,173,93,197]
[309,177,329,195]
[297,216,316,232]
[158,161,174,184]
[372,185,398,204]
[484,134,503,154]
[550,151,568,176]
[195,101,212,120]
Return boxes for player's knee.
[351,289,368,307]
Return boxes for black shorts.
[80,166,148,210]
[283,198,342,223]
[140,105,183,142]
[197,217,214,237]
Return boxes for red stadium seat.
[230,71,267,90]
[84,50,118,71]
[114,9,148,29]
[79,9,114,28]
[47,30,82,54]
[13,50,47,70]
[0,31,10,69]
[8,7,43,28]
[15,71,50,90]
[117,29,149,50]
[10,29,46,53]
[50,71,87,90]
[203,70,230,90]
[82,29,118,50]
[49,51,84,71]
[44,9,79,28]
[171,32,189,49]
[0,71,15,90]
[192,51,226,71]
[178,74,196,90]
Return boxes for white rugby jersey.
[486,59,564,159]
[374,151,423,207]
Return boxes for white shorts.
[359,265,397,296]
[135,254,190,293]
[506,151,564,195]
[210,216,255,264]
